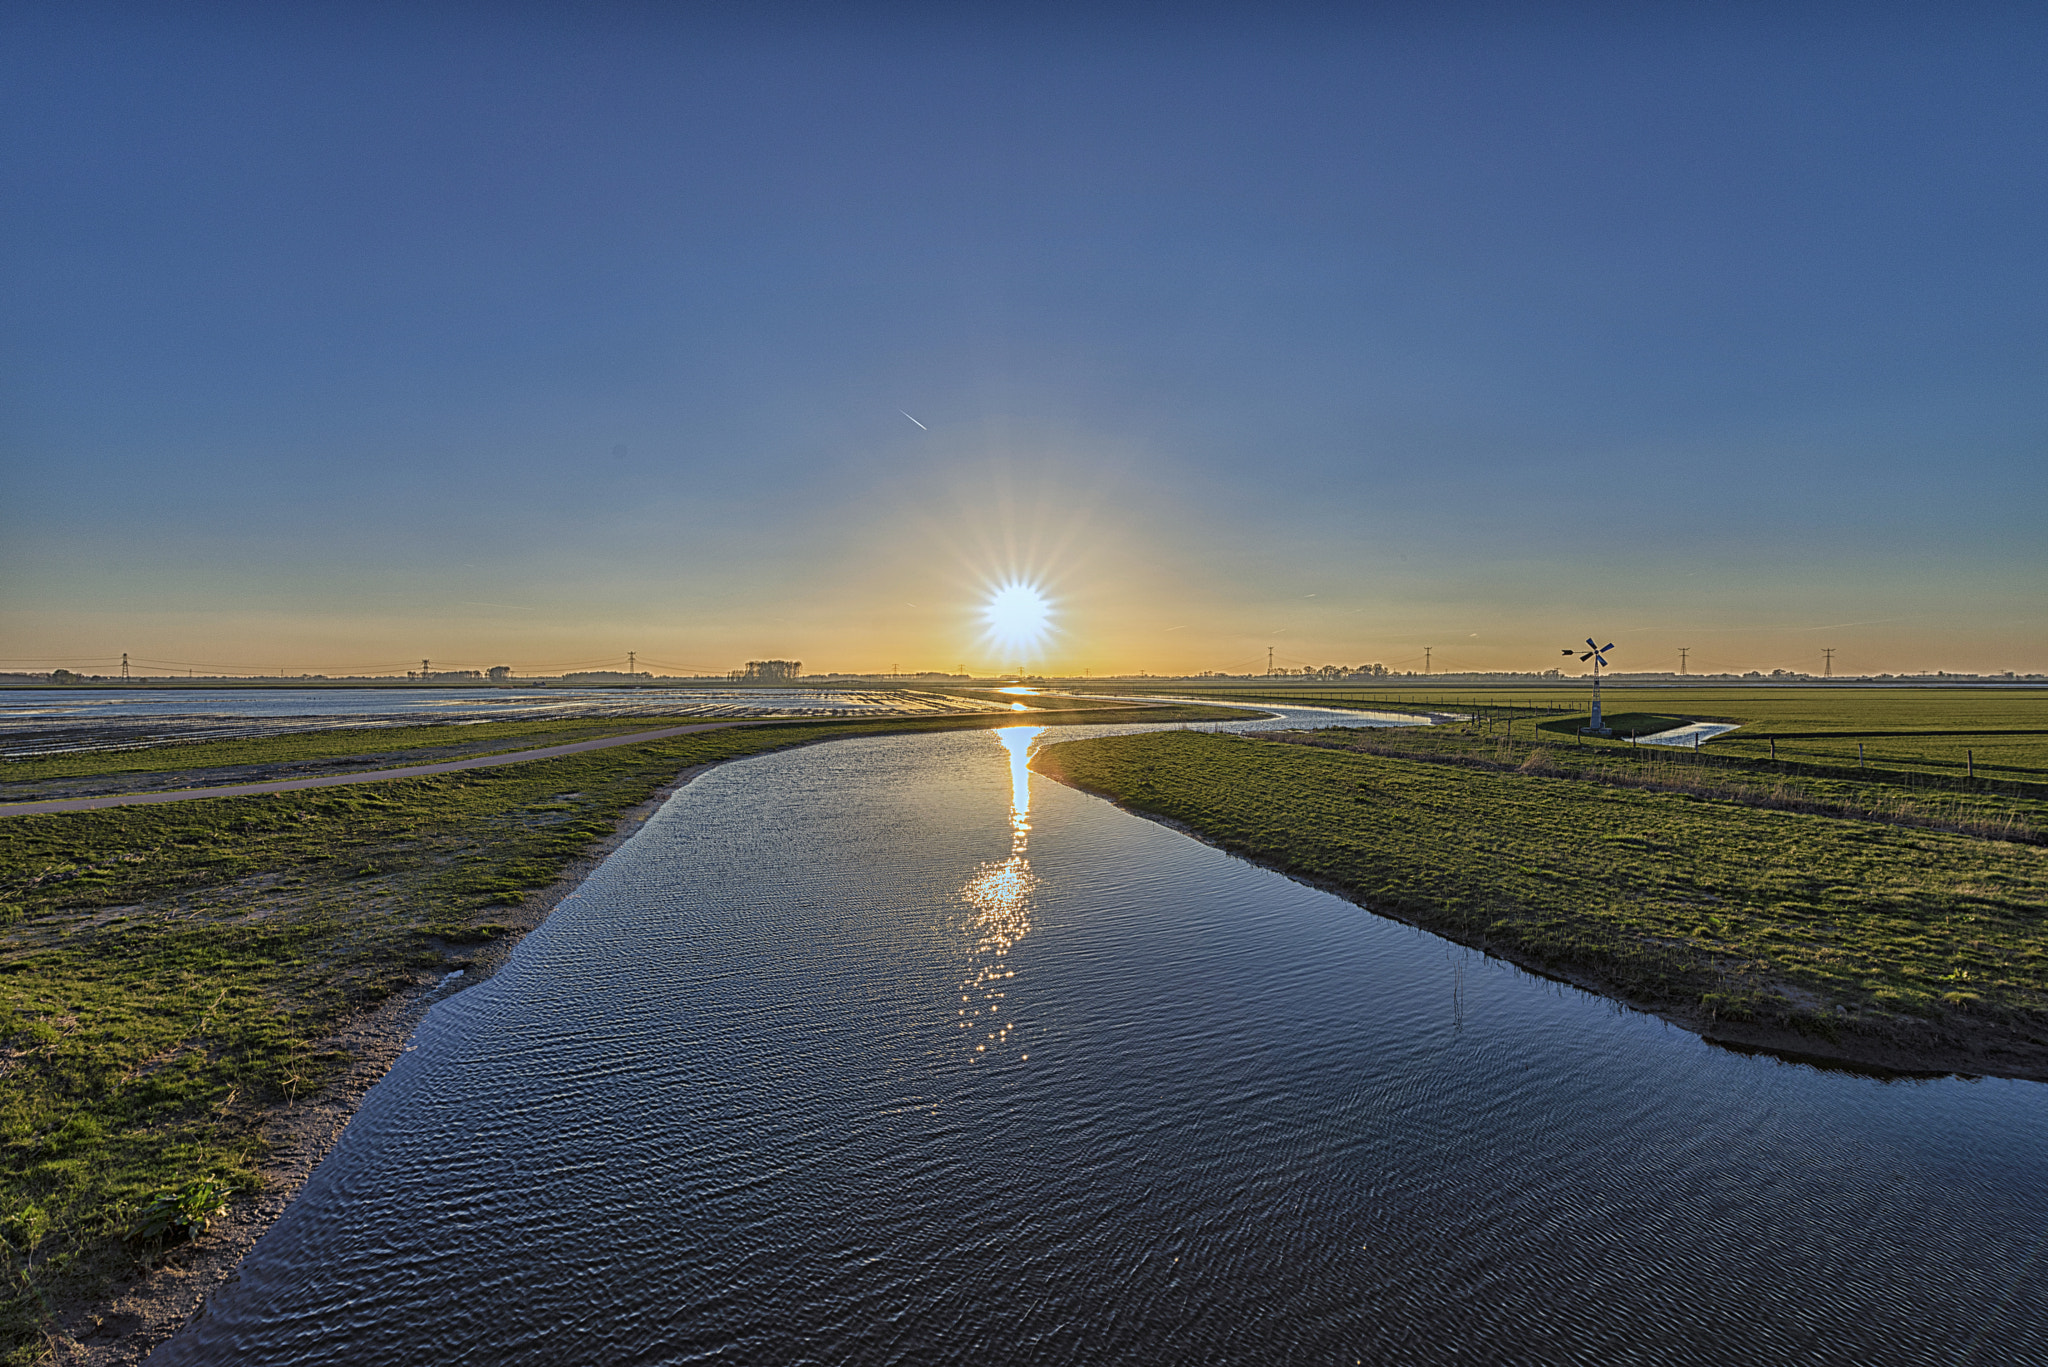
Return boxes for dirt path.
[0,719,790,817]
[0,702,1172,817]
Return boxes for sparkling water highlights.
[162,714,2048,1365]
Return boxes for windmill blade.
[1580,651,1594,662]
[1586,638,1599,651]
[1594,654,1608,667]
[1600,643,1615,654]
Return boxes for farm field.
[1033,728,2048,1078]
[0,718,667,799]
[0,693,1159,805]
[1085,685,2048,788]
[1087,683,2045,729]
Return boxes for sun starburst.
[981,579,1055,658]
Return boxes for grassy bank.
[1032,729,2048,1078]
[0,702,1234,1361]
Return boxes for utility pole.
[1678,647,1689,675]
[1267,646,1274,677]
[421,658,430,681]
[1424,647,1432,675]
[628,651,636,677]
[121,652,130,681]
[1822,648,1834,677]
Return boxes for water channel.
[160,706,2048,1364]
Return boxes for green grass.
[1272,718,2048,841]
[1083,684,2048,786]
[0,717,679,787]
[1034,729,2048,1063]
[1536,712,1692,739]
[1088,683,2046,732]
[0,701,1238,1360]
[1528,705,2048,789]
[1709,727,2048,783]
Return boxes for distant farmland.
[1075,685,2048,789]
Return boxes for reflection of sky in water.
[955,726,1043,1062]
[0,687,982,721]
[0,686,1008,757]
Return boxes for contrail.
[900,411,928,430]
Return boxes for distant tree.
[487,665,512,681]
[50,669,79,684]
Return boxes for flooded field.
[0,688,995,758]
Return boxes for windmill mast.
[1592,651,1603,733]
[1565,637,1616,735]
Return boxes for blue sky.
[4,3,2043,676]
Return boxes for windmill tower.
[1563,638,1615,735]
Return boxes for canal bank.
[155,719,2048,1365]
[1031,726,2048,1082]
[27,702,1244,1365]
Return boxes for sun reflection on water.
[955,726,1043,1062]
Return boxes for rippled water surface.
[164,719,2048,1365]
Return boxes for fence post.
[1968,750,1974,781]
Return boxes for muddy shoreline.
[61,713,1164,1362]
[50,761,722,1366]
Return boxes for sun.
[982,580,1054,657]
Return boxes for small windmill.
[1563,638,1615,735]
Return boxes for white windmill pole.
[1591,647,1602,733]
[1568,638,1615,735]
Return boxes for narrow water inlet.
[1635,721,1742,747]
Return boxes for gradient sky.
[4,3,2044,678]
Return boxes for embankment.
[1031,729,2048,1082]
